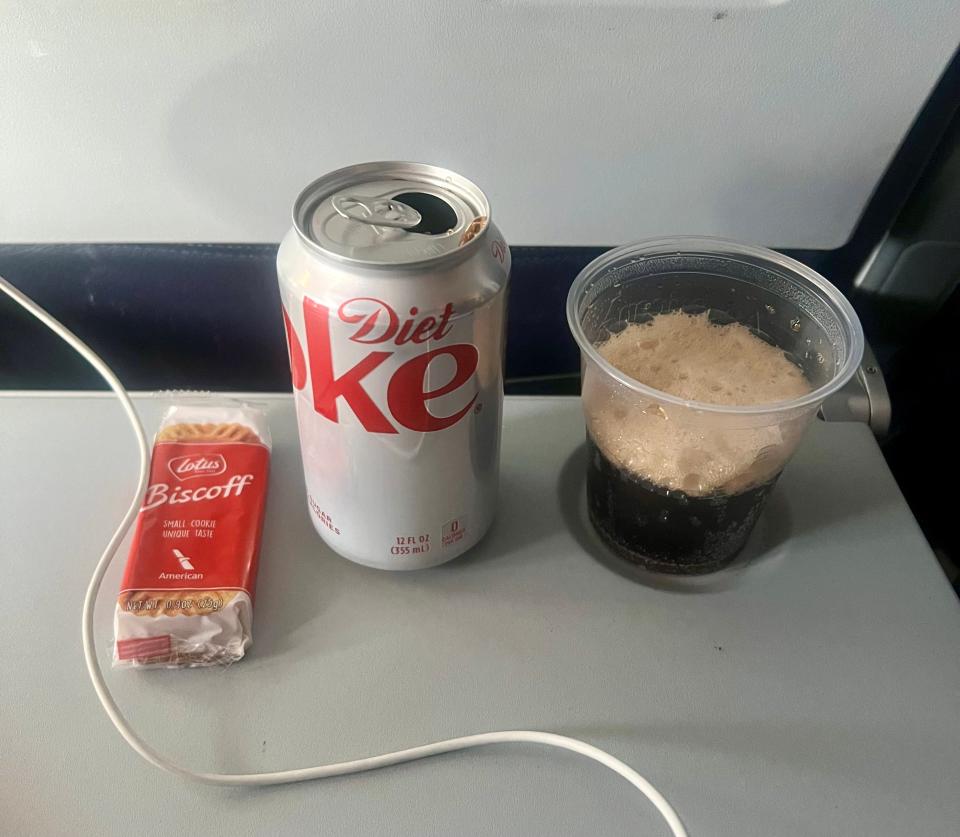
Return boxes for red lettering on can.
[338,298,455,345]
[338,297,399,344]
[298,298,478,434]
[282,307,307,391]
[387,345,479,431]
[303,297,395,434]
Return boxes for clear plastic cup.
[566,237,864,574]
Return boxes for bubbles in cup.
[584,310,813,573]
[591,311,811,494]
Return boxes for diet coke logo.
[167,454,227,481]
[282,297,479,435]
[337,297,454,345]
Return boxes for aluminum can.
[277,162,510,569]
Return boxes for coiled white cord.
[0,274,688,836]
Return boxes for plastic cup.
[566,237,864,574]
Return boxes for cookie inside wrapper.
[113,402,271,668]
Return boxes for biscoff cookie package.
[113,401,271,669]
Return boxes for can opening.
[291,163,494,266]
[392,192,458,235]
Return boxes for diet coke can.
[276,162,510,569]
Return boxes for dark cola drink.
[582,310,811,574]
[586,436,779,574]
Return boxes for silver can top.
[293,162,492,268]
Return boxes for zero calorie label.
[120,441,269,595]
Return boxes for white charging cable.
[1,274,688,836]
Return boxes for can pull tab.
[332,194,422,230]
